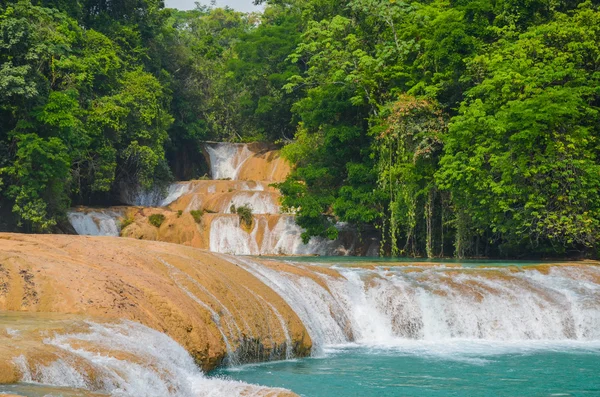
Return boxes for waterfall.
[13,321,291,397]
[161,183,192,206]
[209,215,358,256]
[209,216,261,255]
[229,259,600,353]
[200,142,370,256]
[205,143,253,180]
[120,183,191,207]
[265,216,356,256]
[67,210,124,236]
[229,257,352,352]
[3,251,600,396]
[224,192,280,215]
[68,141,373,256]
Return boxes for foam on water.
[224,192,280,214]
[215,340,600,396]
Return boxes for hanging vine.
[374,95,447,257]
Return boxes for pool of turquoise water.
[213,343,600,396]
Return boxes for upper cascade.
[204,142,290,182]
[67,142,376,256]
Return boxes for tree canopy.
[2,0,599,257]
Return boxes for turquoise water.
[214,259,600,396]
[268,256,561,268]
[214,343,600,396]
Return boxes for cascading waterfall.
[67,142,373,256]
[120,182,191,207]
[205,143,254,180]
[201,143,368,255]
[4,255,600,396]
[209,215,358,256]
[228,259,600,353]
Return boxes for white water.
[205,143,253,180]
[120,183,191,207]
[228,260,600,354]
[224,192,280,214]
[14,321,291,397]
[161,183,192,206]
[68,142,372,256]
[202,142,368,255]
[209,215,356,256]
[210,216,260,256]
[67,210,124,236]
[266,216,355,255]
[70,183,191,236]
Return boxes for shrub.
[190,209,204,224]
[236,204,253,228]
[149,214,165,228]
[177,210,183,218]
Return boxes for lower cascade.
[1,235,599,396]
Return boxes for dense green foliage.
[2,0,599,257]
[275,0,600,257]
[0,0,173,230]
